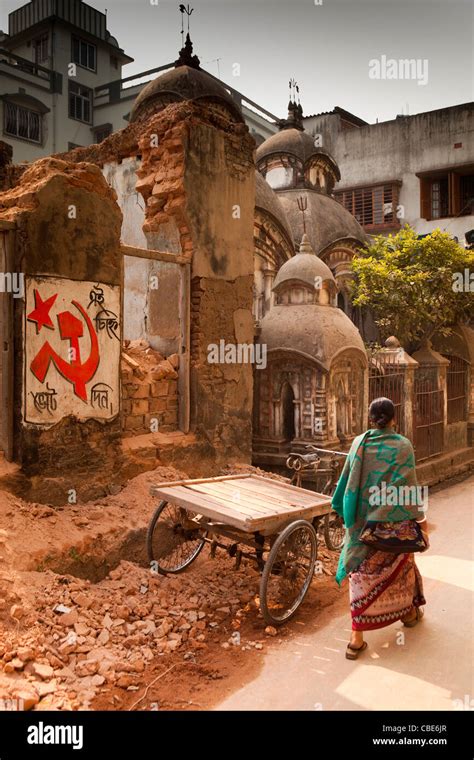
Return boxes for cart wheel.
[323,513,345,551]
[147,500,206,574]
[260,519,317,626]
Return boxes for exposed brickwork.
[121,341,178,436]
[189,275,254,460]
[0,93,256,486]
[134,101,255,261]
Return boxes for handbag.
[360,519,429,554]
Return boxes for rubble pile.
[0,553,266,710]
[0,464,340,711]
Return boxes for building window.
[69,82,92,123]
[72,36,96,72]
[335,183,400,230]
[4,101,41,143]
[430,177,449,219]
[33,34,48,64]
[460,174,474,216]
[419,169,474,220]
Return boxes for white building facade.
[304,103,474,246]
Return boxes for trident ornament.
[297,195,308,234]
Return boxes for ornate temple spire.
[280,78,304,130]
[298,232,315,255]
[175,32,200,68]
[175,5,200,68]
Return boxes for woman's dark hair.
[369,397,395,429]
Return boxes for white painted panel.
[24,276,121,424]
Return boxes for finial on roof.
[176,5,200,68]
[280,79,304,130]
[298,233,315,255]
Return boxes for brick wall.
[121,342,179,436]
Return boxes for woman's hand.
[416,518,430,544]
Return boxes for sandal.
[403,607,425,628]
[345,641,368,660]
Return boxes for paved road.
[216,476,474,711]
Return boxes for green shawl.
[332,428,425,585]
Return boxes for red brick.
[151,381,168,397]
[132,399,149,415]
[127,384,150,399]
[163,410,178,426]
[149,397,167,413]
[124,416,145,430]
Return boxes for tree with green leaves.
[350,226,474,352]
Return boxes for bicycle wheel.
[323,513,345,551]
[260,519,317,626]
[147,500,206,574]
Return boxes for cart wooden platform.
[148,473,334,626]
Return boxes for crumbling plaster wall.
[135,102,256,463]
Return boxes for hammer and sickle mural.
[29,298,100,402]
[25,278,120,424]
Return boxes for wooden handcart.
[147,473,333,626]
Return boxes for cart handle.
[304,445,348,457]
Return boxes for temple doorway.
[281,382,295,441]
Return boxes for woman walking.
[332,397,429,660]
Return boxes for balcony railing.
[94,63,280,129]
[0,48,62,91]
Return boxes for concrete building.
[0,0,277,164]
[304,103,474,246]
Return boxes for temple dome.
[277,189,369,254]
[273,234,334,291]
[259,304,366,371]
[130,36,244,124]
[256,128,340,179]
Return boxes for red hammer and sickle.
[30,300,100,402]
